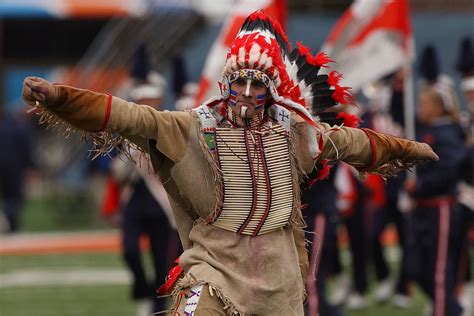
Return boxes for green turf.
[0,251,432,316]
[0,253,123,274]
[0,285,138,316]
[19,194,108,232]
[0,253,159,316]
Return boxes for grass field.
[0,196,454,316]
[19,194,108,232]
[0,251,430,316]
[1,285,137,316]
[0,253,142,316]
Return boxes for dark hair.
[419,45,439,83]
[456,37,474,77]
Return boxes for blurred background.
[0,0,473,315]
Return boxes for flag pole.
[403,62,415,140]
[403,61,416,178]
[398,61,416,212]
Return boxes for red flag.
[194,0,287,105]
[322,0,414,92]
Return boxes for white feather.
[238,47,246,67]
[248,44,262,67]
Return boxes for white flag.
[322,0,414,92]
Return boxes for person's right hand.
[22,77,59,107]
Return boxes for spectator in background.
[455,35,474,316]
[0,107,34,233]
[302,163,345,316]
[300,112,360,316]
[361,74,412,308]
[457,37,474,138]
[405,85,466,316]
[330,162,369,310]
[101,45,180,315]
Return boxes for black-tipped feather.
[313,96,336,109]
[290,49,299,62]
[317,112,344,126]
[311,90,333,98]
[303,68,321,84]
[296,64,316,81]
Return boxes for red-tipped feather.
[307,159,332,188]
[327,71,343,87]
[156,258,183,296]
[336,112,361,128]
[296,42,334,67]
[332,85,355,106]
[313,52,334,68]
[296,41,311,57]
[316,159,332,180]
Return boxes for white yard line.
[0,268,130,288]
[0,230,117,243]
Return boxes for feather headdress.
[216,10,355,125]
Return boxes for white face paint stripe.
[245,78,251,96]
[241,105,248,117]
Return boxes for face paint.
[240,105,248,117]
[255,93,267,110]
[229,89,238,107]
[244,78,252,97]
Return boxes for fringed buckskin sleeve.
[108,97,191,162]
[317,123,438,178]
[48,85,111,132]
[47,85,192,163]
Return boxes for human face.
[418,91,443,125]
[229,78,269,118]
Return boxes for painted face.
[228,77,268,118]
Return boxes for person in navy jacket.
[302,163,345,316]
[405,85,466,316]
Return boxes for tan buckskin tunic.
[43,86,417,315]
[109,97,316,315]
[109,96,378,315]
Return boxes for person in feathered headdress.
[21,11,437,315]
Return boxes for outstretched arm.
[23,77,113,132]
[22,77,192,162]
[317,123,438,177]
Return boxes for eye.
[251,80,265,89]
